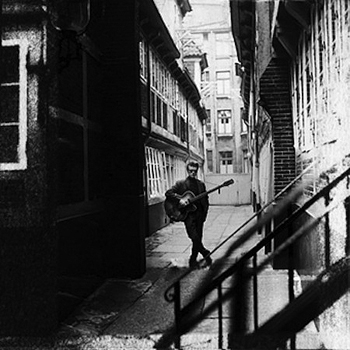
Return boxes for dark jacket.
[165,177,209,221]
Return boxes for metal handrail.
[155,203,328,349]
[164,161,316,302]
[244,255,350,349]
[156,164,350,350]
[162,197,348,349]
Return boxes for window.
[216,71,230,95]
[218,110,232,135]
[151,91,156,123]
[242,150,249,174]
[241,108,248,134]
[181,116,187,142]
[139,37,147,80]
[235,63,242,77]
[162,101,168,130]
[205,109,211,134]
[206,119,212,134]
[216,33,231,56]
[219,151,233,174]
[201,70,209,83]
[201,70,212,98]
[0,40,28,170]
[173,111,180,137]
[146,147,163,198]
[145,147,186,200]
[156,96,162,125]
[291,0,347,152]
[151,51,156,88]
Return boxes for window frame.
[217,109,232,135]
[215,32,231,57]
[219,151,233,174]
[139,36,148,82]
[216,70,231,96]
[0,39,28,171]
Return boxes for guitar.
[164,179,234,222]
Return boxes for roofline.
[140,0,180,59]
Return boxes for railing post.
[325,190,331,268]
[174,281,181,349]
[228,260,249,349]
[345,196,350,256]
[217,284,223,349]
[287,203,296,350]
[265,216,272,253]
[257,203,262,235]
[253,254,258,331]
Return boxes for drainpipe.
[186,95,190,160]
[251,0,261,212]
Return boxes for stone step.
[0,330,324,349]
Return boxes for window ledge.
[148,195,165,206]
[218,134,233,137]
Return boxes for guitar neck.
[189,183,228,203]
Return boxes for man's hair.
[186,161,199,170]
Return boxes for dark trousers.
[184,211,209,260]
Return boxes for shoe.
[204,255,212,267]
[189,257,197,268]
[202,250,212,267]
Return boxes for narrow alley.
[58,205,257,347]
[1,1,350,348]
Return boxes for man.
[165,161,212,268]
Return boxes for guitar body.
[164,191,197,222]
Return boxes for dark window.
[0,44,22,166]
[0,126,19,162]
[206,150,213,172]
[151,91,156,123]
[156,96,162,125]
[163,102,168,130]
[181,117,187,142]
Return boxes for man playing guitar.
[165,161,212,268]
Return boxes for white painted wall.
[205,173,251,205]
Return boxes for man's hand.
[179,198,189,207]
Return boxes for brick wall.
[260,58,296,269]
[260,58,296,196]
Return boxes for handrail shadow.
[155,164,350,349]
[164,162,315,303]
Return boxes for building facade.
[0,0,206,336]
[183,0,249,176]
[140,0,207,234]
[231,0,350,347]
